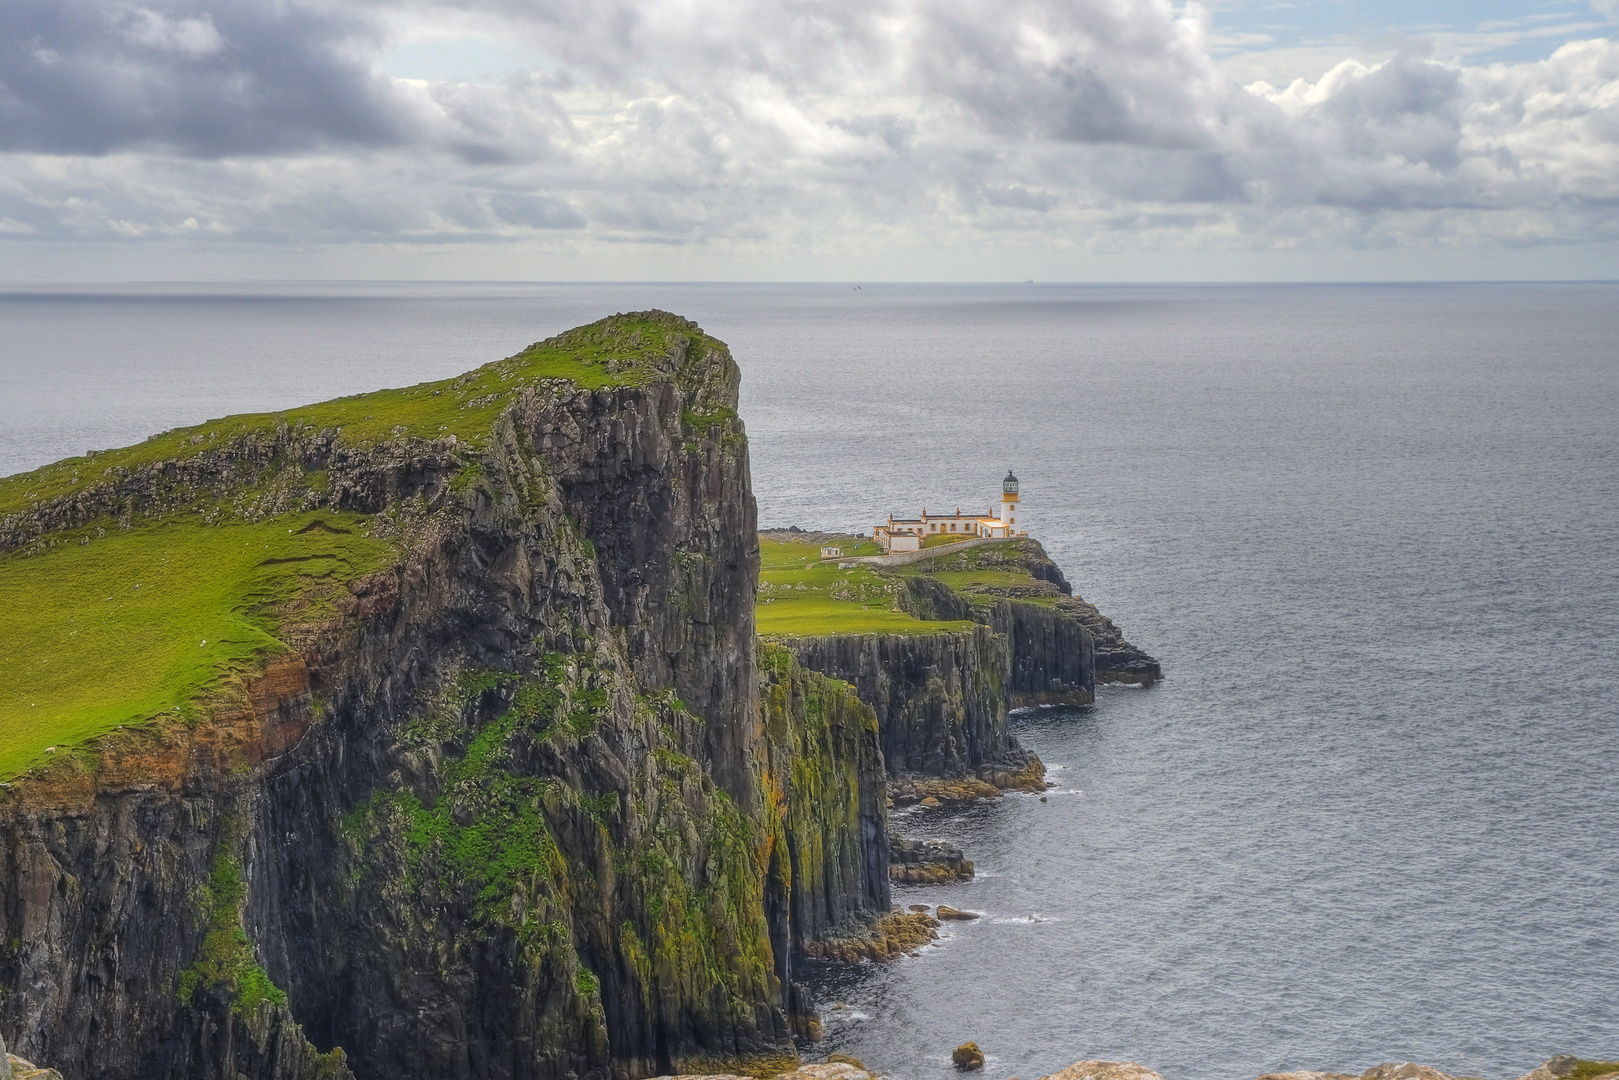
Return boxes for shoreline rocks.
[889,834,975,883]
[889,754,1049,807]
[799,910,940,963]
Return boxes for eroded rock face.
[758,645,890,956]
[785,628,1016,778]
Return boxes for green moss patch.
[0,511,395,779]
[179,854,288,1019]
[1568,1063,1619,1080]
[755,535,976,638]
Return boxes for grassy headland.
[755,532,1070,640]
[0,313,716,780]
[0,314,708,521]
[0,512,394,778]
[755,532,979,638]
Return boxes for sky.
[2,0,1617,280]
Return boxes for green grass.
[1567,1063,1619,1080]
[0,314,710,522]
[0,511,396,778]
[921,532,978,549]
[756,536,976,638]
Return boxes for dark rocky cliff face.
[773,538,1156,801]
[0,313,858,1080]
[780,628,1013,778]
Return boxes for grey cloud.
[0,0,416,155]
[907,0,1230,148]
[489,192,585,228]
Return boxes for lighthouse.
[999,469,1018,527]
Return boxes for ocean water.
[2,282,1616,1080]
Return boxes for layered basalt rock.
[0,313,875,1080]
[887,835,973,884]
[758,646,890,958]
[783,627,1014,779]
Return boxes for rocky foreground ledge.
[650,1055,1618,1080]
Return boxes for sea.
[1,281,1615,1080]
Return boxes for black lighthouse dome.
[1003,470,1019,496]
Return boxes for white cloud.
[119,7,225,56]
[0,0,1616,275]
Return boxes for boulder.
[936,906,979,920]
[1039,1061,1164,1080]
[1516,1059,1580,1080]
[774,1064,876,1080]
[954,1043,986,1071]
[828,1054,867,1070]
[1360,1064,1455,1080]
[1256,1072,1358,1080]
[4,1057,62,1080]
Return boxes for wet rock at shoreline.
[1360,1065,1456,1080]
[1038,1062,1163,1080]
[774,1063,877,1080]
[890,833,975,883]
[954,1043,986,1071]
[1515,1059,1580,1080]
[890,755,1048,807]
[936,905,979,920]
[802,910,940,962]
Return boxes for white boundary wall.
[832,536,1015,569]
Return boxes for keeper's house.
[873,471,1026,554]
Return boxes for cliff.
[0,313,868,1080]
[758,535,1157,803]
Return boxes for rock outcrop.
[799,910,939,963]
[776,538,1156,819]
[952,1043,985,1071]
[888,834,973,883]
[1039,1063,1162,1080]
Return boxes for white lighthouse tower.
[999,469,1019,530]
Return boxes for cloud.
[0,0,1616,269]
[119,7,226,56]
[0,0,417,155]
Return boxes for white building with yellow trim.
[873,471,1026,554]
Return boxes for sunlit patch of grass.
[755,535,976,638]
[0,511,396,778]
[921,532,977,548]
[1567,1062,1619,1080]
